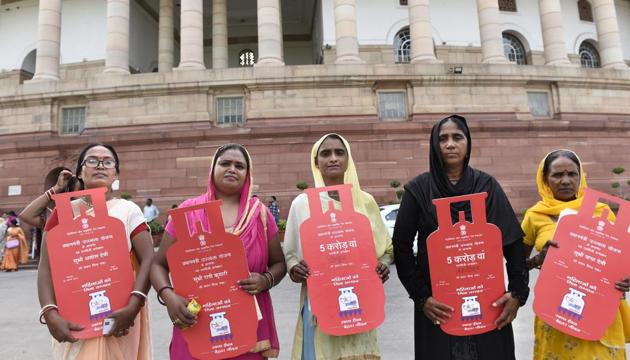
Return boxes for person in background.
[269,196,280,224]
[143,198,160,223]
[0,213,7,260]
[0,218,28,271]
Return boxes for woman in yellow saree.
[522,149,630,359]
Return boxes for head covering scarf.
[311,134,391,258]
[165,144,280,358]
[406,115,523,246]
[528,149,599,215]
[166,144,262,238]
[522,149,609,251]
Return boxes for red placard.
[47,188,135,339]
[167,200,258,360]
[426,192,506,336]
[300,184,385,336]
[533,188,630,340]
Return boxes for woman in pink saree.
[151,143,286,359]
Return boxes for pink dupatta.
[165,145,279,359]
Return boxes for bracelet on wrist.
[264,271,275,288]
[262,273,271,290]
[131,290,147,306]
[157,285,174,306]
[39,304,59,325]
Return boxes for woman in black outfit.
[392,115,529,360]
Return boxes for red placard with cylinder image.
[46,188,135,339]
[533,188,630,340]
[167,200,258,360]
[300,184,385,336]
[426,192,505,336]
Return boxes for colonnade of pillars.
[31,0,627,81]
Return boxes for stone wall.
[0,63,629,222]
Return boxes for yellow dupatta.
[522,149,609,251]
[310,134,393,262]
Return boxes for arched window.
[502,33,527,65]
[19,49,36,83]
[498,0,517,12]
[578,0,593,22]
[394,28,411,63]
[21,49,36,75]
[579,41,600,68]
[239,49,256,67]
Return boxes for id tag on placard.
[167,201,258,360]
[426,192,505,336]
[47,188,134,339]
[300,184,385,336]
[534,188,630,340]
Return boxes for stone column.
[334,0,362,63]
[178,0,205,69]
[538,0,571,65]
[256,0,284,66]
[158,0,174,72]
[212,0,228,69]
[104,0,130,74]
[33,0,62,81]
[592,0,627,69]
[476,0,508,63]
[408,0,438,63]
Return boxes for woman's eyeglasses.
[82,158,117,169]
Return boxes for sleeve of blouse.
[503,239,530,306]
[126,201,148,237]
[393,190,430,303]
[282,196,304,272]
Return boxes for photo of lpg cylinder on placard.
[461,296,482,321]
[209,312,233,342]
[338,287,361,317]
[88,290,112,320]
[559,288,586,320]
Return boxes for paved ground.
[1,267,627,359]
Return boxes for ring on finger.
[434,319,440,325]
